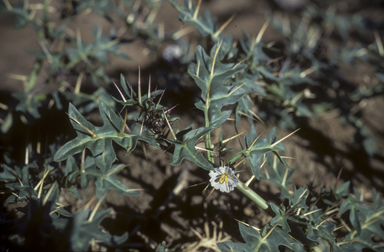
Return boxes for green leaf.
[93,164,141,199]
[60,88,115,114]
[63,156,80,182]
[228,126,289,179]
[169,0,215,37]
[59,208,128,251]
[339,194,367,236]
[13,92,41,119]
[260,154,295,199]
[339,187,384,251]
[0,1,38,29]
[189,45,247,127]
[333,181,350,201]
[290,187,309,211]
[0,112,13,133]
[0,165,36,203]
[189,45,246,103]
[218,223,295,252]
[166,126,214,170]
[54,101,159,173]
[65,25,129,70]
[306,221,352,252]
[66,185,83,200]
[269,203,291,232]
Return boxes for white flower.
[162,44,182,62]
[209,166,239,193]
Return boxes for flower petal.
[209,166,239,193]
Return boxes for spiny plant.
[1,0,384,251]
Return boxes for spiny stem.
[228,82,246,96]
[138,66,142,105]
[248,129,266,151]
[114,82,126,102]
[245,158,266,187]
[156,89,166,109]
[106,164,129,177]
[210,40,222,77]
[213,14,235,38]
[196,60,200,77]
[119,110,128,135]
[163,110,176,140]
[50,203,71,215]
[66,112,96,138]
[74,72,84,94]
[43,181,57,206]
[271,128,300,147]
[222,132,244,144]
[193,0,202,20]
[88,194,106,222]
[316,213,337,229]
[263,220,280,240]
[247,109,265,124]
[148,75,151,98]
[255,20,270,45]
[2,0,12,10]
[374,30,384,56]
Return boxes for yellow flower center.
[219,173,229,184]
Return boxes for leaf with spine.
[13,91,41,119]
[289,187,309,211]
[168,0,216,38]
[79,156,98,190]
[189,45,247,127]
[227,126,289,179]
[339,195,366,235]
[269,203,291,232]
[65,25,129,69]
[165,125,214,170]
[1,164,36,203]
[332,181,350,201]
[62,153,139,199]
[235,94,254,129]
[190,45,247,103]
[238,73,266,96]
[0,2,38,29]
[209,35,238,60]
[113,74,165,107]
[61,87,115,112]
[0,112,12,133]
[63,156,80,183]
[61,157,83,200]
[239,30,272,65]
[93,164,141,199]
[10,199,57,249]
[260,154,295,199]
[54,100,159,174]
[75,0,114,17]
[345,211,384,250]
[234,73,266,125]
[217,223,295,252]
[340,188,384,251]
[55,208,128,251]
[15,181,63,218]
[306,222,353,252]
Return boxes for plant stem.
[236,181,269,210]
[204,110,214,164]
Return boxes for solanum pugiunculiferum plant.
[1,0,384,251]
[53,41,384,251]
